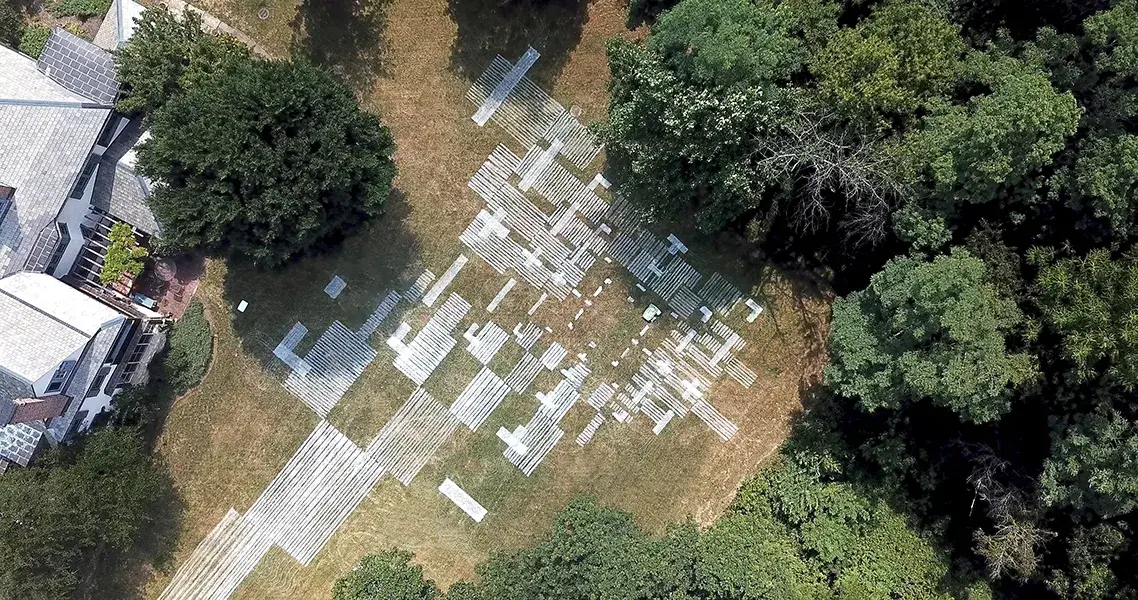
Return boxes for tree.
[1070,134,1138,241]
[114,7,250,116]
[907,52,1081,210]
[732,459,979,599]
[598,36,788,234]
[826,249,1034,423]
[99,223,148,285]
[387,477,981,600]
[466,496,698,599]
[1047,523,1137,600]
[157,300,213,396]
[811,0,964,126]
[0,0,22,48]
[1030,248,1138,388]
[1082,0,1138,129]
[647,0,805,88]
[1041,406,1138,518]
[0,428,167,600]
[964,446,1055,582]
[332,550,439,600]
[138,58,396,266]
[696,513,821,599]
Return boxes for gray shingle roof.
[0,273,127,454]
[48,319,126,442]
[94,0,147,51]
[0,423,45,466]
[0,41,91,104]
[0,288,91,384]
[0,102,109,276]
[92,118,160,234]
[0,370,31,425]
[37,28,119,105]
[0,273,121,384]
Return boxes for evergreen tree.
[139,58,396,266]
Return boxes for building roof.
[0,45,111,274]
[91,119,160,234]
[0,39,92,104]
[0,371,30,425]
[37,28,119,105]
[0,273,127,461]
[0,423,45,466]
[94,0,147,51]
[48,319,124,442]
[0,273,121,385]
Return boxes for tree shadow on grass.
[290,0,393,93]
[447,0,592,88]
[223,188,423,373]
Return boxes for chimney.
[8,396,69,425]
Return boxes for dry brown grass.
[141,0,833,597]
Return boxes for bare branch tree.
[751,107,910,246]
[960,444,1056,582]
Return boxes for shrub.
[47,0,111,19]
[0,0,23,48]
[332,550,440,600]
[62,21,85,38]
[100,222,148,285]
[18,24,49,58]
[160,300,212,396]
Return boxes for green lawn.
[143,0,831,597]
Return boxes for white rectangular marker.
[438,478,488,523]
[652,410,675,435]
[487,278,516,313]
[422,254,468,307]
[528,292,547,315]
[324,275,347,299]
[473,47,540,126]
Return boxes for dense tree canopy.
[1047,522,1137,599]
[333,550,440,600]
[811,0,964,126]
[648,0,804,88]
[0,428,167,600]
[826,250,1034,423]
[1030,248,1138,388]
[595,0,1138,592]
[335,454,984,599]
[114,8,250,116]
[138,57,396,266]
[907,52,1082,211]
[1041,406,1138,519]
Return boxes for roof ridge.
[0,287,92,339]
[0,98,112,109]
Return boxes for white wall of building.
[51,192,94,279]
[30,346,84,397]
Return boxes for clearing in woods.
[142,0,832,598]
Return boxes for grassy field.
[140,0,833,597]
